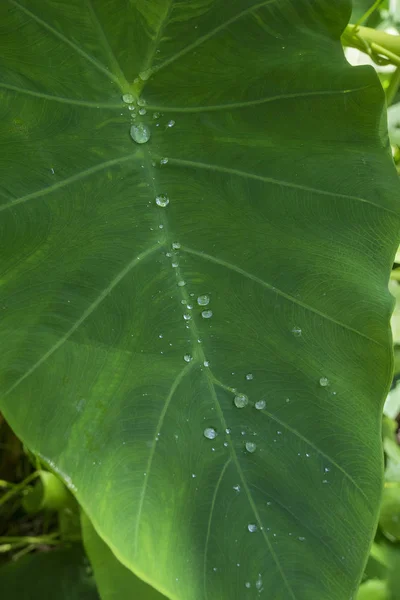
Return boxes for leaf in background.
[0,1,399,598]
[81,512,166,600]
[0,544,99,599]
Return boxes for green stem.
[386,67,400,105]
[353,0,385,28]
[0,471,39,508]
[0,533,59,545]
[342,24,400,68]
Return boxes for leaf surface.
[0,1,399,598]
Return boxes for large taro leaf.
[0,0,399,598]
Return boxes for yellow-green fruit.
[356,579,388,600]
[379,486,400,541]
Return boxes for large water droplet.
[319,377,329,387]
[245,441,256,453]
[234,394,248,408]
[204,427,217,440]
[172,242,181,249]
[137,98,146,107]
[130,123,151,144]
[183,354,192,363]
[255,399,266,410]
[138,107,147,115]
[201,310,213,319]
[122,93,134,104]
[197,294,210,306]
[155,193,169,207]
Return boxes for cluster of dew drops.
[122,93,174,208]
[123,91,338,581]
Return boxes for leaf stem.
[0,471,39,508]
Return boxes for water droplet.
[245,373,253,380]
[153,112,160,119]
[255,576,263,591]
[183,314,191,321]
[137,98,146,107]
[204,427,217,440]
[155,193,169,207]
[167,119,175,127]
[292,326,302,337]
[298,536,306,542]
[245,582,251,589]
[183,354,192,363]
[130,123,151,144]
[178,280,186,287]
[160,157,169,165]
[201,310,213,319]
[172,261,179,268]
[319,377,329,387]
[197,294,210,306]
[191,473,196,478]
[233,484,241,492]
[245,441,256,453]
[225,428,231,434]
[138,107,147,115]
[324,467,330,473]
[122,93,134,104]
[172,242,181,249]
[203,360,210,367]
[234,394,248,408]
[212,567,217,572]
[255,400,266,410]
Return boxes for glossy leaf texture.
[0,1,399,599]
[82,512,167,600]
[0,544,99,599]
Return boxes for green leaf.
[0,1,399,598]
[0,544,99,599]
[81,512,166,600]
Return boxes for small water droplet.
[324,467,330,473]
[183,314,191,321]
[245,441,256,453]
[255,400,266,410]
[203,360,210,367]
[155,193,169,207]
[153,112,160,119]
[292,326,302,337]
[225,428,231,434]
[204,427,217,440]
[183,354,192,363]
[137,98,146,107]
[172,242,181,249]
[138,107,147,115]
[178,280,186,287]
[233,484,241,492]
[255,576,263,591]
[192,473,196,478]
[160,157,169,165]
[122,93,134,104]
[212,567,217,572]
[245,582,251,589]
[130,123,151,144]
[234,394,248,408]
[197,294,210,306]
[319,377,329,387]
[298,536,306,542]
[245,373,253,380]
[139,69,152,81]
[201,310,213,319]
[172,261,179,268]
[167,119,175,127]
